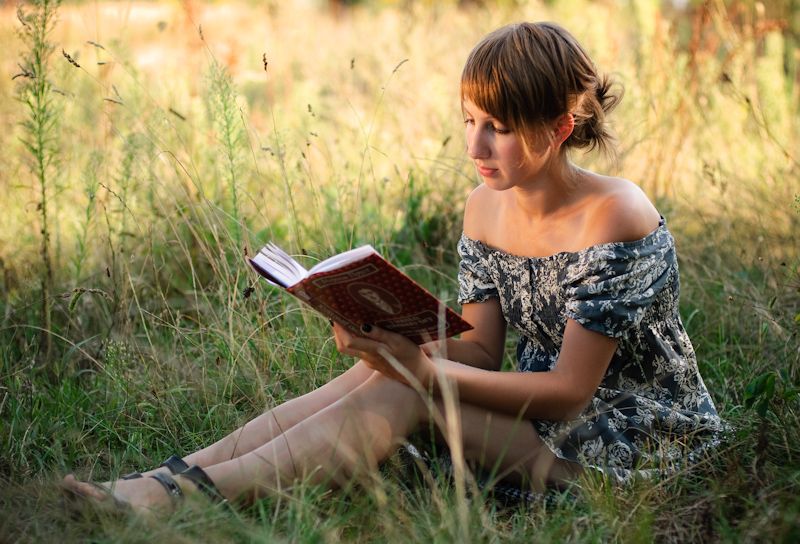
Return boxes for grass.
[1,0,799,542]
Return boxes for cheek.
[502,142,529,170]
[532,132,551,152]
[516,137,553,170]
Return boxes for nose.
[466,128,490,160]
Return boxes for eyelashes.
[463,118,511,134]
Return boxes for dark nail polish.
[361,323,373,333]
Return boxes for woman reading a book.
[64,22,724,512]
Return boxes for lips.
[476,165,498,177]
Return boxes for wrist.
[424,357,447,394]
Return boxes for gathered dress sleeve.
[457,234,499,305]
[564,226,677,338]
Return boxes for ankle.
[179,465,229,504]
[173,474,201,498]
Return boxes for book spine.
[292,284,311,302]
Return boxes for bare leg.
[138,361,376,476]
[62,371,417,512]
[431,397,581,491]
[190,374,579,502]
[204,371,426,501]
[64,364,579,512]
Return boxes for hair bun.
[567,73,623,157]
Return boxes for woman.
[64,21,724,513]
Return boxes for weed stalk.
[15,0,63,362]
[207,60,245,249]
[72,152,101,285]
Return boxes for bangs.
[460,30,516,127]
[460,23,571,132]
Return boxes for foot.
[61,473,189,515]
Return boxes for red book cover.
[249,249,472,344]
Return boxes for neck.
[510,156,581,222]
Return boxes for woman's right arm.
[423,298,506,371]
[421,185,506,370]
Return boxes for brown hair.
[461,22,622,157]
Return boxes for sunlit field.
[1,0,798,541]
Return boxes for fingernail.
[329,319,334,326]
[361,323,373,333]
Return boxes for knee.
[354,371,416,400]
[344,371,426,417]
[423,396,463,432]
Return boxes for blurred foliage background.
[0,0,798,541]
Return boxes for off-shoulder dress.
[457,217,725,484]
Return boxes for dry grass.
[0,1,798,542]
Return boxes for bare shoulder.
[462,184,501,241]
[586,176,662,245]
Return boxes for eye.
[463,118,475,126]
[491,124,511,135]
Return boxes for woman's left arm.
[334,320,617,421]
[430,319,617,420]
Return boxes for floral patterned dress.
[457,217,725,483]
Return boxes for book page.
[251,243,309,287]
[308,245,377,275]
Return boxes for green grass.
[1,0,799,542]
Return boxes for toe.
[61,474,83,493]
[62,474,112,501]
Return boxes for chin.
[482,178,515,191]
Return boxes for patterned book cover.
[249,251,472,344]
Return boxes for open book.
[248,242,473,344]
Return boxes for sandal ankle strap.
[160,454,189,475]
[179,465,227,504]
[150,472,184,506]
[121,453,185,481]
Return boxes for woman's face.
[462,98,552,191]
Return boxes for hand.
[332,322,434,389]
[420,339,448,359]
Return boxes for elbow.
[476,347,502,371]
[558,403,587,421]
[538,371,598,421]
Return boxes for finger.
[334,340,383,364]
[333,328,346,352]
[374,345,413,379]
[333,323,358,350]
[338,327,390,354]
[351,352,397,377]
[332,326,391,364]
[332,322,350,340]
[359,324,410,349]
[420,339,445,357]
[334,323,375,345]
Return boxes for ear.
[553,113,574,147]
